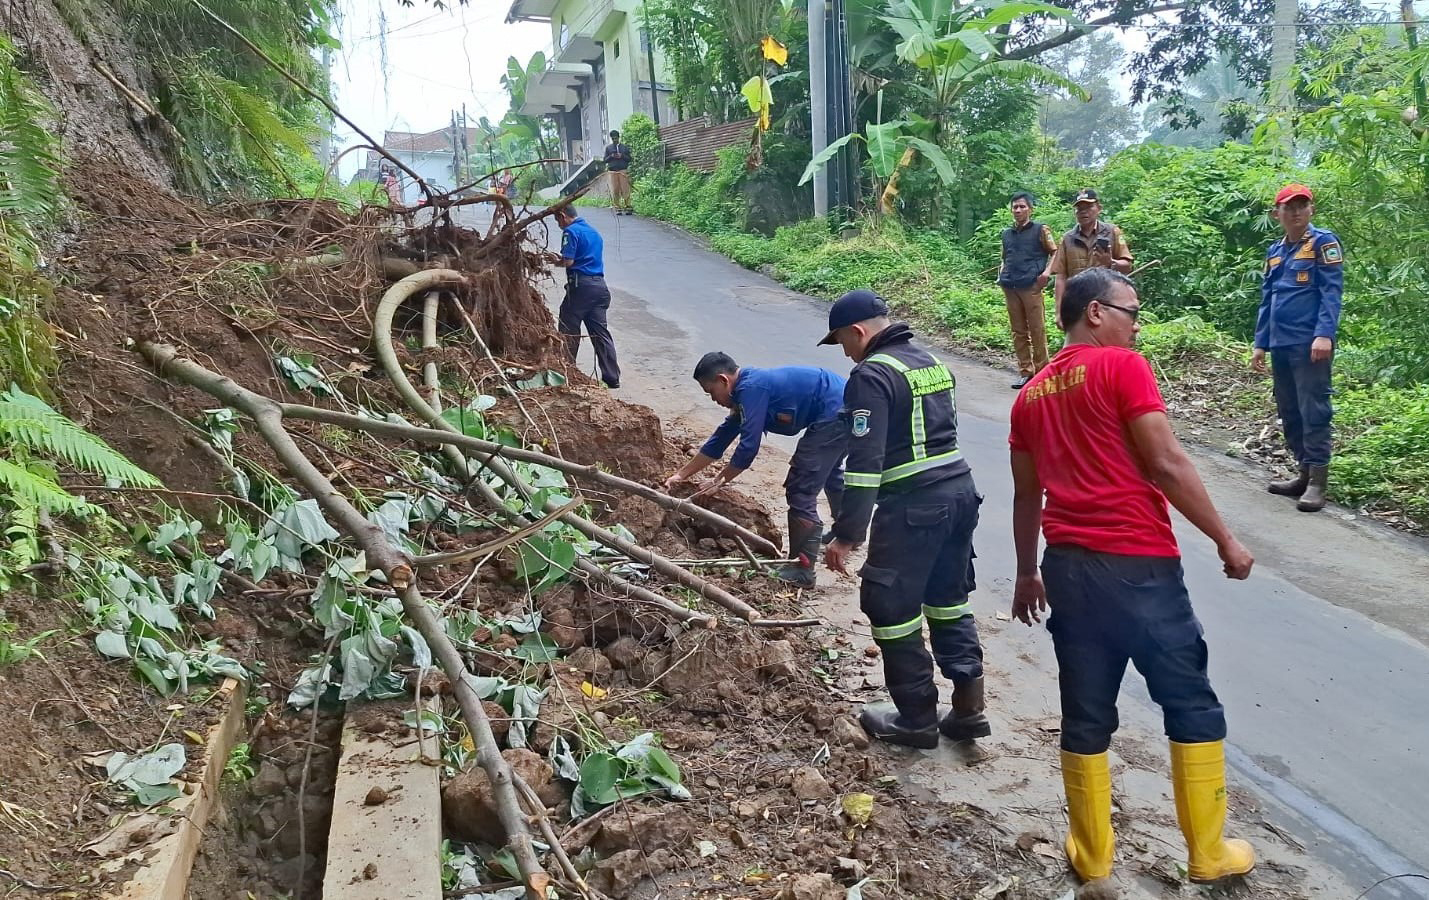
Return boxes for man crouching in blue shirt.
[665,353,848,587]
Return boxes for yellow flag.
[761,35,789,66]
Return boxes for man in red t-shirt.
[1009,267,1257,889]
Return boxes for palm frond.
[0,386,160,488]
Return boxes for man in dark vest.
[603,130,633,215]
[998,191,1058,389]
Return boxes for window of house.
[613,39,620,59]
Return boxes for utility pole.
[461,103,471,182]
[642,0,661,126]
[808,0,828,217]
[319,44,333,168]
[1268,0,1297,154]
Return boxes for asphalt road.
[533,207,1429,897]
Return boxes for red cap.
[1275,183,1313,204]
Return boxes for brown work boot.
[939,676,992,741]
[1267,464,1309,497]
[1297,465,1329,512]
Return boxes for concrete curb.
[321,697,444,899]
[105,677,248,900]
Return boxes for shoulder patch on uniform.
[850,409,871,438]
[1320,241,1343,264]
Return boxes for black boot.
[776,514,819,587]
[860,701,939,749]
[1297,464,1329,512]
[939,676,992,741]
[861,639,939,749]
[1268,464,1309,497]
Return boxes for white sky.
[330,0,549,179]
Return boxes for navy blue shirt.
[1257,223,1344,349]
[701,366,847,470]
[560,217,604,276]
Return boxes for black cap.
[1074,188,1099,205]
[818,289,889,345]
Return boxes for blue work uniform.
[1257,224,1344,467]
[558,217,620,388]
[700,366,848,524]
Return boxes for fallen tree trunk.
[372,272,776,623]
[136,341,552,899]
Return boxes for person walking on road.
[603,130,634,215]
[1050,189,1133,328]
[998,191,1058,389]
[819,290,989,749]
[1009,267,1256,889]
[1253,183,1344,513]
[552,206,621,389]
[665,354,847,587]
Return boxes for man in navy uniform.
[666,353,847,587]
[552,206,621,389]
[1252,183,1344,512]
[820,290,989,748]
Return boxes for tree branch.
[1003,4,1190,61]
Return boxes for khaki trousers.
[1003,285,1049,376]
[607,170,632,210]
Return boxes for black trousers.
[859,472,983,725]
[1271,343,1334,467]
[783,417,847,525]
[1043,545,1227,755]
[558,274,621,388]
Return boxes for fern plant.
[0,34,61,396]
[0,385,159,521]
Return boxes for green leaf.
[531,539,578,594]
[577,751,624,806]
[798,132,861,186]
[902,137,957,185]
[287,662,332,708]
[515,537,553,580]
[95,630,130,658]
[261,500,340,572]
[865,119,911,178]
[130,782,182,807]
[511,632,562,662]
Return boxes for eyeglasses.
[1097,300,1141,322]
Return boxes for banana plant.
[807,0,1088,212]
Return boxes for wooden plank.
[104,677,248,900]
[321,698,443,900]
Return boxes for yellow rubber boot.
[1169,740,1256,882]
[1061,750,1115,880]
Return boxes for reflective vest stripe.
[864,352,956,473]
[845,471,882,488]
[923,602,971,621]
[871,614,924,641]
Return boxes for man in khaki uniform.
[1050,189,1133,328]
[997,192,1059,389]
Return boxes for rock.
[444,747,564,845]
[595,807,696,854]
[778,873,842,900]
[364,786,388,806]
[548,623,585,650]
[1075,878,1122,900]
[502,748,564,808]
[565,647,612,680]
[864,645,881,658]
[588,848,675,895]
[491,633,519,653]
[530,669,588,754]
[830,715,871,749]
[1015,828,1052,851]
[805,706,836,731]
[759,640,800,679]
[413,669,451,695]
[715,679,741,701]
[250,761,287,799]
[483,701,510,744]
[255,809,282,840]
[730,828,753,849]
[732,798,762,819]
[789,766,834,802]
[604,636,647,670]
